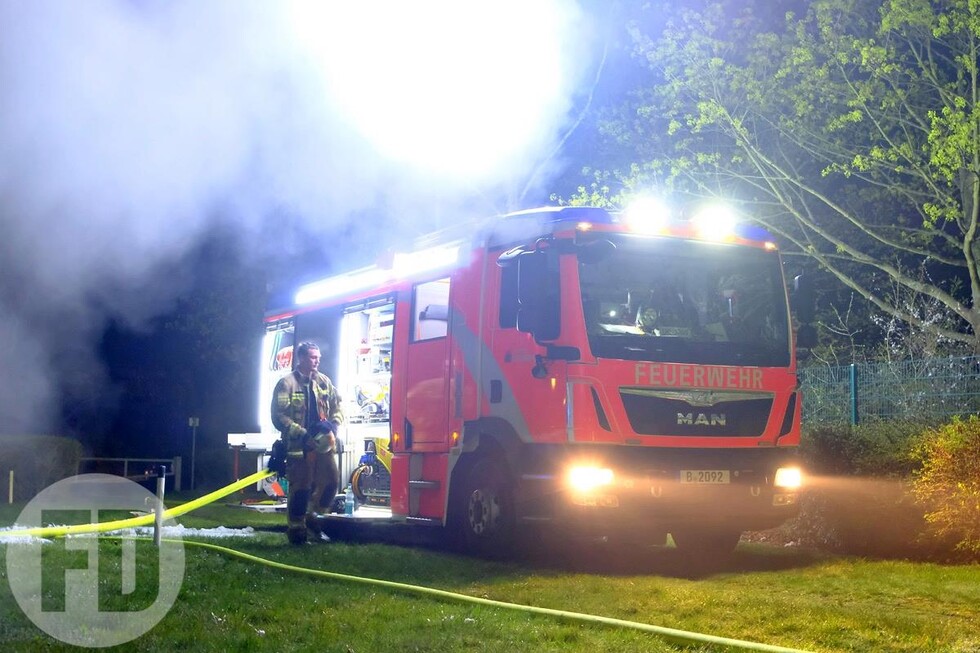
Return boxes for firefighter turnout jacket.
[272,370,344,454]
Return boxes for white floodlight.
[692,203,739,240]
[623,197,672,234]
[287,1,584,180]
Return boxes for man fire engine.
[250,204,813,557]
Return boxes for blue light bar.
[736,223,775,242]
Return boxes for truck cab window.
[413,277,451,341]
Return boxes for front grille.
[620,387,773,436]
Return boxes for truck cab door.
[403,278,451,448]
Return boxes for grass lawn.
[1,496,978,652]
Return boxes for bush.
[911,416,980,556]
[779,419,960,560]
[775,476,961,560]
[0,435,83,502]
[800,419,930,476]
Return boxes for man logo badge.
[677,412,727,426]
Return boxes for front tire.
[454,457,515,557]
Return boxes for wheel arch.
[445,417,525,545]
[449,417,525,496]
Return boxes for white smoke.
[0,0,595,435]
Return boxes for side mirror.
[516,250,561,341]
[792,273,816,324]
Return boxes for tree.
[100,225,266,472]
[579,0,980,355]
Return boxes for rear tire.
[454,457,515,557]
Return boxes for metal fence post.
[154,465,167,547]
[850,363,859,425]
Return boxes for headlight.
[567,466,614,493]
[774,466,803,489]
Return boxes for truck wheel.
[670,527,742,559]
[456,457,515,557]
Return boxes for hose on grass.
[4,468,812,652]
[1,469,274,538]
[176,538,811,653]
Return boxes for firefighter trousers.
[286,450,339,539]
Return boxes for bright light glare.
[774,466,803,489]
[623,196,671,234]
[567,466,614,492]
[295,269,387,306]
[257,330,278,430]
[287,1,584,180]
[294,244,460,306]
[392,245,459,277]
[692,203,738,239]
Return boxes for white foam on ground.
[0,524,53,544]
[0,523,257,542]
[115,525,257,539]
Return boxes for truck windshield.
[578,234,791,366]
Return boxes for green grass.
[2,498,979,652]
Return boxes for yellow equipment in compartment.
[350,435,392,505]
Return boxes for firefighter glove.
[311,420,338,453]
[312,420,337,437]
[267,439,287,475]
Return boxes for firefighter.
[271,341,344,545]
[635,286,697,336]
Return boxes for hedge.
[0,435,83,502]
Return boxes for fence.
[76,456,183,492]
[799,356,980,424]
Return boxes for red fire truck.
[255,204,811,556]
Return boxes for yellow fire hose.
[1,469,273,538]
[2,468,813,652]
[176,538,812,653]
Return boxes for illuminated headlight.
[692,203,738,240]
[623,197,671,234]
[567,466,614,493]
[774,466,803,490]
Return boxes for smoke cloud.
[0,1,595,435]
